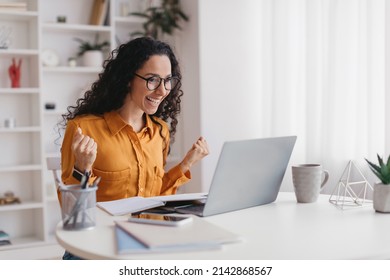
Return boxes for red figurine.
[8,58,22,88]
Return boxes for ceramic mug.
[292,164,329,203]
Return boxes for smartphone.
[128,213,192,227]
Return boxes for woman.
[59,37,208,259]
[60,36,208,201]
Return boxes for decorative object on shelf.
[0,2,27,12]
[0,230,11,246]
[4,117,15,128]
[57,15,67,23]
[89,0,109,26]
[45,103,56,110]
[365,154,390,213]
[0,191,21,205]
[329,160,373,210]
[68,57,77,67]
[8,58,21,88]
[129,0,189,40]
[42,49,60,67]
[0,25,12,49]
[120,2,129,17]
[74,34,109,67]
[81,50,104,67]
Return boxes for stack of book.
[89,0,109,25]
[114,215,241,254]
[0,230,11,246]
[0,2,27,12]
[97,192,208,216]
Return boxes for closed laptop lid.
[202,136,297,217]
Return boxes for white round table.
[56,192,390,259]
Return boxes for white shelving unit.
[0,0,151,259]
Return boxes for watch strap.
[72,167,91,181]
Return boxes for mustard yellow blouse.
[60,111,190,202]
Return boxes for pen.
[91,177,101,188]
[80,172,91,227]
[82,171,90,189]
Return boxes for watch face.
[42,49,60,67]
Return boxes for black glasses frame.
[134,73,180,91]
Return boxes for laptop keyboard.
[175,203,205,215]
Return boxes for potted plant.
[129,0,189,40]
[74,34,109,67]
[365,154,390,212]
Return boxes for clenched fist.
[71,127,97,173]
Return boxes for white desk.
[56,192,390,259]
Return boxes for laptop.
[173,136,297,217]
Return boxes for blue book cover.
[115,225,149,254]
[114,224,221,254]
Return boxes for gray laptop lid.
[202,136,297,217]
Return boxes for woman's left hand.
[180,137,209,173]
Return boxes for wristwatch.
[72,167,91,181]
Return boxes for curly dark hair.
[60,37,183,145]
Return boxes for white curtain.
[257,0,385,193]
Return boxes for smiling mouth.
[146,96,162,105]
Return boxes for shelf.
[114,16,145,24]
[42,66,102,73]
[0,164,42,172]
[0,237,46,251]
[42,22,111,33]
[0,202,43,212]
[43,109,67,116]
[0,49,39,56]
[0,88,40,94]
[0,126,40,133]
[0,11,38,21]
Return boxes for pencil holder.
[60,185,97,230]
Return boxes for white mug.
[292,164,329,203]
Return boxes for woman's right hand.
[71,127,97,172]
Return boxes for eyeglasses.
[134,73,180,91]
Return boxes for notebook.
[174,136,297,217]
[115,215,241,250]
[97,193,207,216]
[114,225,221,254]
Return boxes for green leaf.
[377,154,385,167]
[74,33,109,56]
[129,12,150,19]
[366,155,390,184]
[177,11,189,21]
[128,0,189,40]
[366,158,381,173]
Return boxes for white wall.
[179,0,388,194]
[180,0,294,192]
[386,0,390,157]
[197,0,270,191]
[177,0,202,193]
